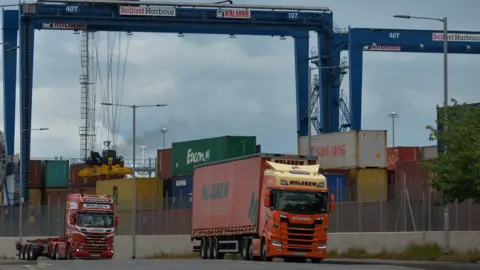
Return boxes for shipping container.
[356,168,387,202]
[299,130,387,169]
[168,175,192,210]
[172,135,256,176]
[28,160,42,188]
[323,174,348,202]
[29,189,42,206]
[394,160,433,202]
[41,188,70,205]
[255,144,261,153]
[387,147,419,170]
[41,160,69,188]
[96,177,163,211]
[156,148,173,179]
[419,146,438,160]
[69,163,124,189]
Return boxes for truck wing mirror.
[329,194,335,213]
[69,214,76,224]
[115,215,119,227]
[263,189,271,208]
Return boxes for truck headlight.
[280,214,287,219]
[317,243,326,249]
[272,240,282,247]
[316,217,323,221]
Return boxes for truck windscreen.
[274,190,328,215]
[77,212,114,227]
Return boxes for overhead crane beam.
[4,1,335,202]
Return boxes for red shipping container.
[192,156,262,234]
[394,160,434,201]
[28,160,42,188]
[69,163,124,189]
[156,148,172,179]
[387,147,419,170]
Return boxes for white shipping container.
[299,130,387,169]
[419,145,438,160]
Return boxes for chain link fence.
[1,180,480,236]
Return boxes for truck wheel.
[261,240,272,262]
[66,244,72,260]
[26,245,32,260]
[212,237,221,260]
[29,245,38,261]
[241,238,250,261]
[55,245,60,260]
[200,238,207,259]
[206,237,213,259]
[311,258,323,264]
[247,240,253,261]
[19,245,24,260]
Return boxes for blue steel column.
[19,18,35,202]
[318,33,340,133]
[2,10,19,155]
[348,29,363,130]
[293,33,310,137]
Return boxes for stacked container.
[163,135,256,210]
[299,130,388,202]
[387,147,419,171]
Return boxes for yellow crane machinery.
[77,141,133,178]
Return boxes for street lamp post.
[161,128,168,149]
[100,102,167,259]
[19,128,49,244]
[394,14,449,254]
[388,112,398,146]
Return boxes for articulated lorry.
[191,153,334,263]
[16,192,118,260]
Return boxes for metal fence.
[1,181,480,237]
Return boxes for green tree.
[423,98,480,204]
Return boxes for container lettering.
[202,181,230,200]
[186,149,210,164]
[312,145,346,157]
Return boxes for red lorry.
[16,192,118,260]
[191,153,334,263]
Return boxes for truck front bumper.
[72,248,114,259]
[268,243,327,259]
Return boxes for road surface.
[0,259,421,270]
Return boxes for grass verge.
[145,243,480,262]
[327,243,480,262]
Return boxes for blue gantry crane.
[308,27,480,134]
[2,0,337,202]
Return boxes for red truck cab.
[66,193,118,259]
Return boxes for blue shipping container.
[169,175,193,210]
[324,174,348,202]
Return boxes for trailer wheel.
[29,245,38,261]
[241,238,249,260]
[206,237,213,259]
[18,245,24,260]
[19,245,25,260]
[212,237,219,259]
[54,245,60,260]
[200,238,207,259]
[26,245,32,260]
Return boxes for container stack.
[298,130,388,202]
[160,135,257,210]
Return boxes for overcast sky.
[0,0,479,160]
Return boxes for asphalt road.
[0,259,422,270]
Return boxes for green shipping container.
[172,135,256,176]
[41,160,70,188]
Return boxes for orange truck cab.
[65,193,118,259]
[259,161,334,263]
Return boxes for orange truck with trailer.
[16,193,118,260]
[191,153,335,263]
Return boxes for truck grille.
[84,232,108,253]
[286,223,315,252]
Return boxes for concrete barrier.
[1,232,479,259]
